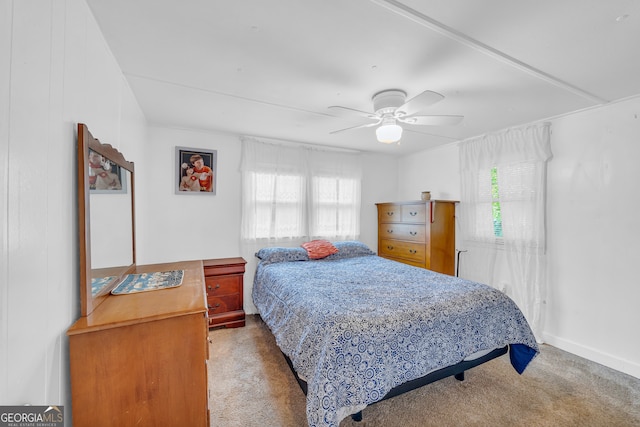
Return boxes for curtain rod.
[240,135,362,154]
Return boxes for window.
[491,167,503,238]
[459,123,551,338]
[311,176,360,238]
[240,138,361,242]
[252,172,306,239]
[473,164,536,242]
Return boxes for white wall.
[360,152,400,250]
[0,0,11,407]
[1,1,147,422]
[398,97,640,379]
[136,126,244,266]
[545,96,640,377]
[396,143,461,202]
[136,126,399,313]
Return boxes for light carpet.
[208,315,640,427]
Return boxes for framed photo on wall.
[175,146,217,195]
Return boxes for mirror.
[78,123,136,316]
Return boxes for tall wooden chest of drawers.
[203,257,246,328]
[376,200,457,275]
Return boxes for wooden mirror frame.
[78,123,136,316]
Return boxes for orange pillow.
[301,240,339,259]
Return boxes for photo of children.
[176,147,217,194]
[88,149,124,192]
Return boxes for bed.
[252,241,539,427]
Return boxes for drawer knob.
[207,283,221,290]
[387,229,393,233]
[386,212,394,216]
[409,231,417,236]
[410,211,417,216]
[387,245,394,250]
[409,249,417,254]
[208,303,221,310]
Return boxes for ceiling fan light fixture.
[329,88,461,143]
[376,122,403,144]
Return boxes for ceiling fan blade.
[398,115,464,126]
[329,120,381,135]
[396,90,444,116]
[328,105,378,120]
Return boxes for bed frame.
[282,345,509,422]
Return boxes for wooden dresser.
[67,260,210,427]
[203,257,246,328]
[376,200,457,275]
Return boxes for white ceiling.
[86,0,640,155]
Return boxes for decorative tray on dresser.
[203,257,247,328]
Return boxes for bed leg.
[455,372,465,381]
[351,411,363,422]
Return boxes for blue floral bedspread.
[252,245,538,427]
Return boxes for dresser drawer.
[388,257,426,268]
[401,204,426,223]
[207,294,241,314]
[379,239,426,263]
[205,275,241,296]
[378,223,426,242]
[378,205,402,223]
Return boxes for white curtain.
[307,149,362,240]
[240,137,308,243]
[240,136,362,245]
[459,123,552,340]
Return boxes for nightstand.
[202,257,247,328]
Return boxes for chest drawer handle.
[409,249,417,254]
[208,303,221,310]
[386,212,394,216]
[387,245,394,250]
[409,231,417,236]
[387,229,393,233]
[207,283,221,290]
[409,211,417,216]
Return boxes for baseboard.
[543,332,640,379]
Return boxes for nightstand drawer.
[205,275,241,296]
[208,311,244,328]
[204,264,245,276]
[207,294,241,314]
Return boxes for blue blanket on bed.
[252,243,538,427]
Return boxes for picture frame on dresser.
[175,146,217,194]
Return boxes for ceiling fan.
[328,89,463,144]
